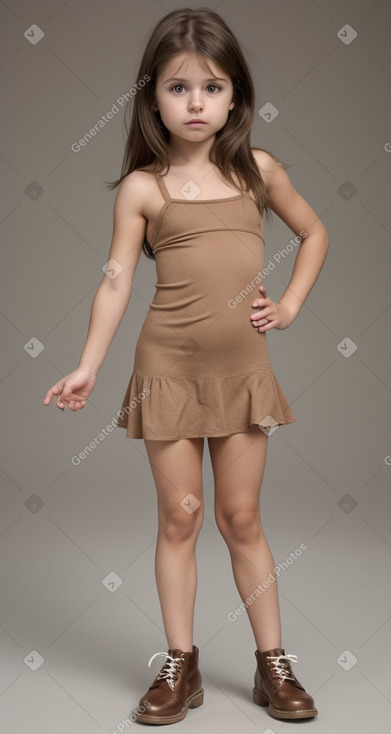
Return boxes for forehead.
[157,52,227,80]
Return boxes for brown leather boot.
[135,645,204,725]
[253,647,318,719]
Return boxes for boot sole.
[135,687,204,724]
[253,687,318,719]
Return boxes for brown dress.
[116,172,296,440]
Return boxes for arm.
[251,150,330,328]
[78,171,148,374]
[43,171,148,410]
[77,285,132,376]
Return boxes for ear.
[229,100,235,110]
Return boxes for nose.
[188,90,204,112]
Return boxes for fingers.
[251,294,268,311]
[250,285,289,332]
[256,318,277,332]
[43,381,87,411]
[250,305,272,324]
[250,285,272,330]
[43,383,64,405]
[56,396,87,411]
[250,302,278,331]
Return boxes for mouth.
[186,120,206,125]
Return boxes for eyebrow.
[163,76,227,84]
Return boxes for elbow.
[314,223,330,252]
[100,276,133,298]
[320,220,330,247]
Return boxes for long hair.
[105,7,284,260]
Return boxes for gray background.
[1,0,391,732]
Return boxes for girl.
[43,7,329,725]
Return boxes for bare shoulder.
[116,167,157,215]
[251,148,328,240]
[251,148,284,189]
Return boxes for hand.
[43,368,97,411]
[250,284,293,332]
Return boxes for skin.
[151,53,323,334]
[43,52,328,411]
[42,51,329,664]
[152,52,235,154]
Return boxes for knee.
[161,506,203,544]
[216,509,261,545]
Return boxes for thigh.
[207,427,268,519]
[144,437,204,524]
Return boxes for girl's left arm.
[251,150,330,331]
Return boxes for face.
[153,52,235,143]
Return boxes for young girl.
[43,7,329,725]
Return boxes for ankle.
[167,643,194,653]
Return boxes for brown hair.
[105,7,284,260]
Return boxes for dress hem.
[116,417,296,441]
[115,369,296,441]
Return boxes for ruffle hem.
[115,369,296,440]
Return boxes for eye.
[171,84,185,93]
[206,84,221,93]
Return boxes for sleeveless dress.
[115,171,296,440]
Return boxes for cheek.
[159,97,180,117]
[217,103,232,121]
[160,106,180,127]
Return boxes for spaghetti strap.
[155,172,171,202]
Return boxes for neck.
[166,134,216,168]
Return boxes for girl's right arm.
[43,171,148,411]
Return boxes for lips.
[186,120,206,124]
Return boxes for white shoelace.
[266,653,298,681]
[148,651,184,692]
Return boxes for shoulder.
[251,147,298,210]
[251,149,328,240]
[115,167,157,215]
[251,148,284,189]
[119,166,157,194]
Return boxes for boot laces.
[266,653,298,682]
[148,651,185,692]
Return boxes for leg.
[144,436,204,652]
[208,426,281,652]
